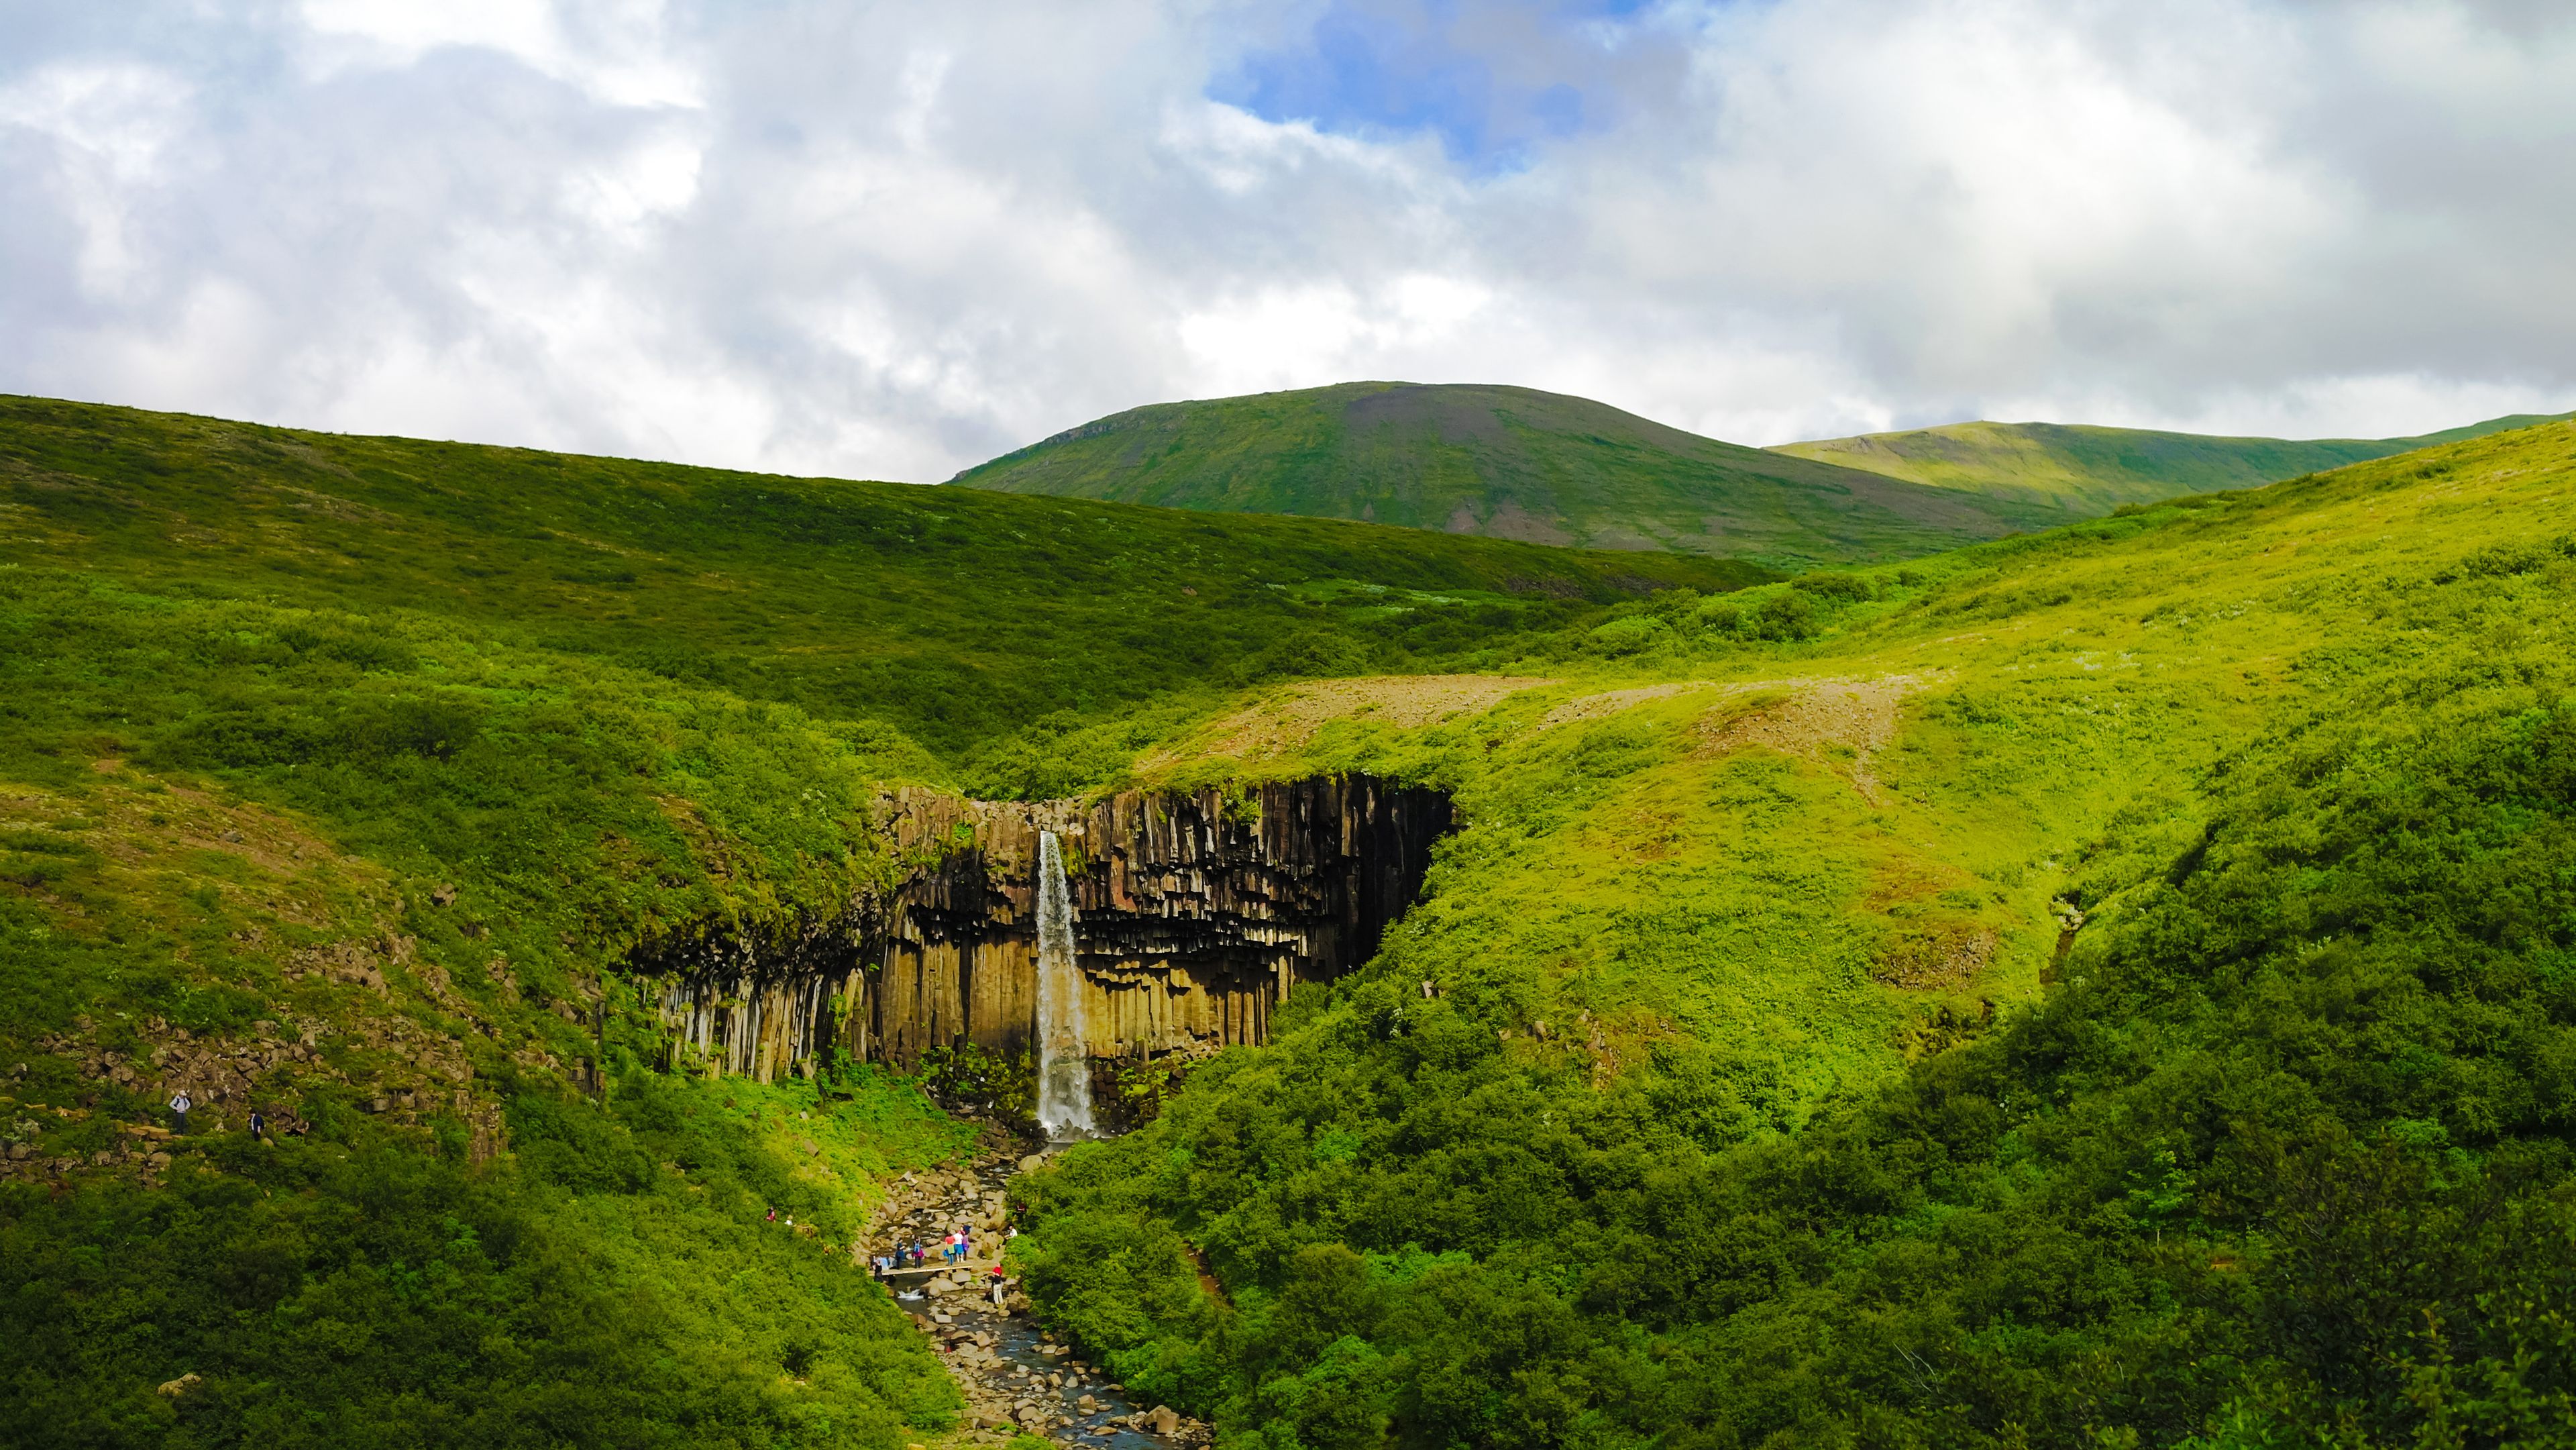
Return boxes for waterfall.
[1035,831,1094,1139]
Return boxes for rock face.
[631,774,1452,1080]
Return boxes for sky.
[3,0,2572,482]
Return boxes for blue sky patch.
[1210,0,1644,172]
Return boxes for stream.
[877,1148,1203,1447]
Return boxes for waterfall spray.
[1035,831,1094,1139]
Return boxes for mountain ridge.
[1769,409,2575,512]
[952,380,2064,568]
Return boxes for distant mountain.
[951,382,2063,568]
[1768,411,2575,514]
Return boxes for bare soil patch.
[1159,674,1558,764]
[1694,674,1931,804]
[1539,681,1722,728]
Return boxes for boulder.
[1146,1404,1181,1435]
[157,1373,202,1398]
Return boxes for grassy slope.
[1,395,1760,763]
[1770,409,2574,515]
[1008,421,2576,1447]
[14,384,2576,1445]
[0,395,1762,1447]
[951,381,2061,569]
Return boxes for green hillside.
[0,396,1761,770]
[1771,410,2573,513]
[952,381,2062,569]
[10,386,2576,1447]
[1009,417,2576,1448]
[0,395,1758,1445]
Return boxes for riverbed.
[877,1147,1201,1447]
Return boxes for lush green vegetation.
[0,395,1754,1447]
[3,1066,969,1448]
[12,384,2576,1447]
[953,381,2061,568]
[1009,422,2576,1447]
[0,394,1757,761]
[1770,411,2571,517]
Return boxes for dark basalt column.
[628,774,1453,1080]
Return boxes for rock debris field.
[878,1149,1208,1448]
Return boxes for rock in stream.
[875,1149,1209,1447]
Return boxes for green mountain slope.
[11,385,2576,1447]
[0,395,1760,1444]
[1009,417,2576,1447]
[1770,409,2573,513]
[952,381,2063,568]
[0,395,1761,768]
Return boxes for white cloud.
[0,62,193,299]
[294,0,703,108]
[0,0,2569,480]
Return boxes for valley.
[4,393,2575,1448]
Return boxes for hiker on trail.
[168,1089,193,1135]
[249,1109,266,1141]
[988,1265,1007,1307]
[959,1227,974,1261]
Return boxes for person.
[989,1265,1007,1308]
[168,1088,192,1135]
[959,1226,974,1261]
[766,1208,777,1223]
[248,1108,266,1142]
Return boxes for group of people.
[872,1225,975,1275]
[871,1223,1023,1304]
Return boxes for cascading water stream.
[1034,831,1094,1139]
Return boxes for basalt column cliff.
[630,776,1454,1082]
